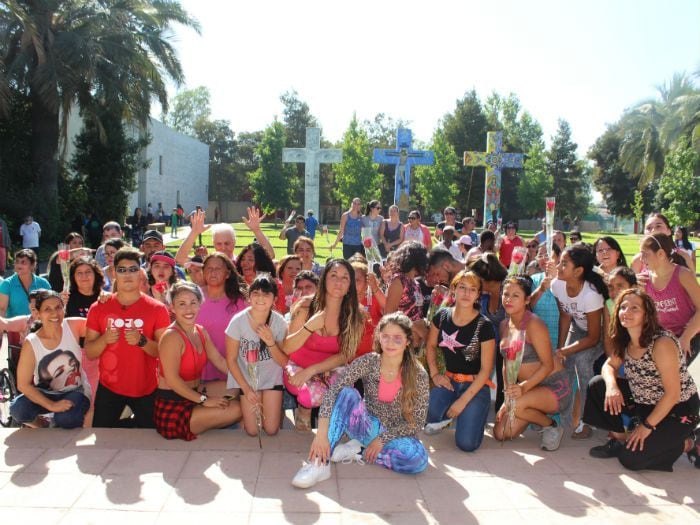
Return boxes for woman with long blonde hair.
[291,312,429,488]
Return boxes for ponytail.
[565,245,609,300]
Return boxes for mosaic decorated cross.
[373,128,434,212]
[463,131,524,224]
[283,127,342,217]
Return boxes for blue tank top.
[344,214,362,245]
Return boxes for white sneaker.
[331,439,363,463]
[424,419,452,435]
[291,458,331,489]
[540,424,564,451]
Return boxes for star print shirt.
[432,308,495,376]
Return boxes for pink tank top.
[378,374,402,403]
[289,332,340,368]
[645,265,696,337]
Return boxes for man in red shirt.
[85,247,170,427]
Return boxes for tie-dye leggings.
[327,387,428,474]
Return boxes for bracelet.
[303,325,313,334]
[641,419,656,431]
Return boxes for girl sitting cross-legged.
[291,312,429,489]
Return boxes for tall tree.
[546,119,590,219]
[619,72,699,186]
[442,90,489,216]
[517,143,553,218]
[230,130,262,201]
[334,115,381,207]
[249,121,294,215]
[163,86,212,138]
[70,104,150,225]
[414,128,459,214]
[0,0,199,239]
[588,124,637,217]
[657,137,700,226]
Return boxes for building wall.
[127,119,209,218]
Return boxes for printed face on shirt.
[42,351,81,392]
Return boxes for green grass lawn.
[166,223,699,274]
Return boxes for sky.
[164,0,700,156]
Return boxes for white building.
[65,113,209,220]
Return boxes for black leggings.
[583,375,699,471]
[92,383,156,429]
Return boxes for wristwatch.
[198,394,208,405]
[137,334,148,347]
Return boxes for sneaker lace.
[341,454,365,466]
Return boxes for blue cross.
[373,129,434,212]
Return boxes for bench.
[147,222,166,233]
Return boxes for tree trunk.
[30,88,60,235]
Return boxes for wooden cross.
[464,131,524,223]
[283,128,342,217]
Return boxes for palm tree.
[0,0,199,226]
[619,72,699,187]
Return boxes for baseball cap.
[458,236,473,246]
[142,230,163,243]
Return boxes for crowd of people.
[0,202,698,489]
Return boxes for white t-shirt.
[225,308,287,390]
[436,241,463,262]
[19,221,41,248]
[550,278,604,332]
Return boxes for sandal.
[571,423,593,440]
[294,407,312,432]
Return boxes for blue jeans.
[328,387,428,474]
[427,380,490,452]
[10,389,90,429]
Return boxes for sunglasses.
[116,266,140,274]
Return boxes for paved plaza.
[0,421,697,524]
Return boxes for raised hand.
[243,207,267,231]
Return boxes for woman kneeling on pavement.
[584,288,699,471]
[424,270,496,452]
[292,312,429,488]
[493,276,572,451]
[155,282,242,441]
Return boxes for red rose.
[432,293,444,306]
[153,281,168,294]
[246,349,258,364]
[57,250,70,262]
[363,238,373,248]
[512,251,524,264]
[546,199,555,211]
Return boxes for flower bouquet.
[246,348,263,449]
[362,227,382,268]
[545,197,556,257]
[57,243,71,293]
[507,247,527,276]
[501,329,526,441]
